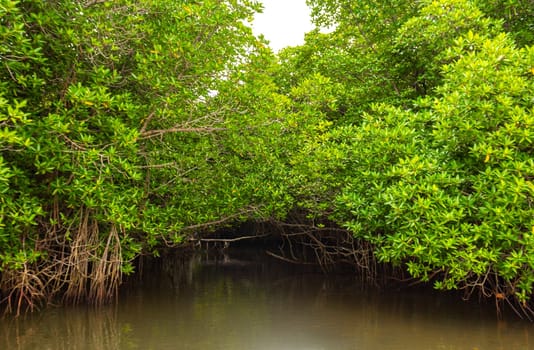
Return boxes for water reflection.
[1,249,533,350]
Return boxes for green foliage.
[391,0,502,96]
[1,0,533,315]
[335,29,534,305]
[0,0,46,269]
[282,0,506,122]
[473,0,534,46]
[0,0,300,309]
[285,0,534,311]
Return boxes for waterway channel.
[1,248,533,349]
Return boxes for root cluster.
[0,206,123,316]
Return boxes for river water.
[1,248,533,350]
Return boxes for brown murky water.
[1,249,533,349]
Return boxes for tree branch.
[140,126,226,139]
[193,233,271,243]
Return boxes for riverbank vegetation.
[1,0,532,318]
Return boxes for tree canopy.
[291,0,534,316]
[0,0,533,317]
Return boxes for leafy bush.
[336,32,534,309]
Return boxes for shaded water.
[1,249,533,350]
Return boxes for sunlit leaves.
[287,0,534,310]
[334,29,533,306]
[0,0,285,306]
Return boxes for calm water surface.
[1,249,533,349]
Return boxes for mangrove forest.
[0,0,533,320]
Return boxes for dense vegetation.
[0,0,532,317]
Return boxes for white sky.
[252,0,314,52]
